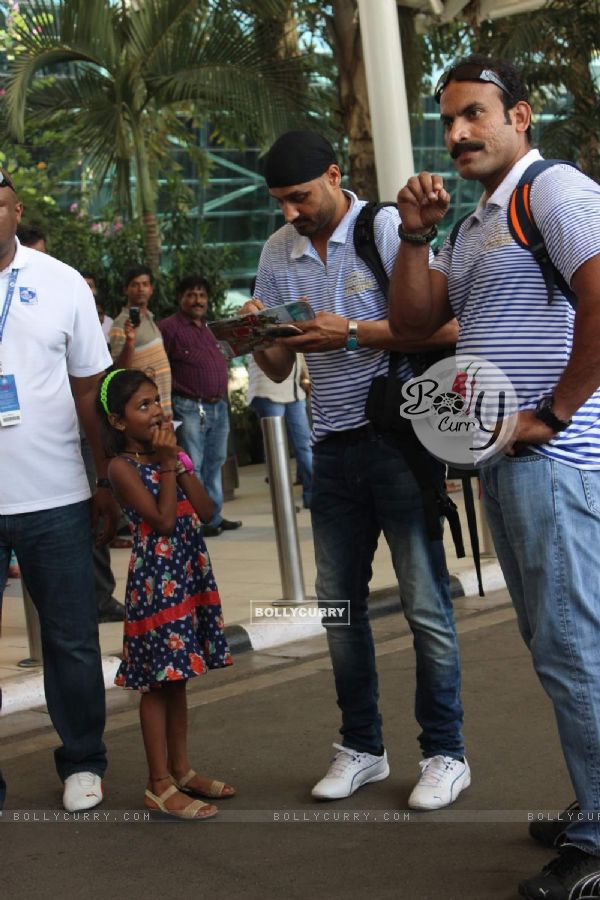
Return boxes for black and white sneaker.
[529,801,580,848]
[519,844,600,899]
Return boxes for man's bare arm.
[389,172,454,339]
[511,254,600,446]
[71,372,120,543]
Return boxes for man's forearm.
[388,243,444,339]
[114,340,135,368]
[71,375,109,478]
[356,316,456,353]
[253,345,296,382]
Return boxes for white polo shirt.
[0,241,112,514]
[254,191,413,442]
[432,149,600,469]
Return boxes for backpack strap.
[353,201,397,298]
[508,158,579,308]
[449,212,472,249]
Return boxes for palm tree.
[4,0,311,268]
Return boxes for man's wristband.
[346,320,359,351]
[398,224,438,244]
[534,396,572,433]
[96,477,112,489]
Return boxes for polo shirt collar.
[470,148,542,225]
[0,237,29,277]
[290,190,359,260]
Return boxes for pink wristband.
[177,451,194,474]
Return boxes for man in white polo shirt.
[240,131,467,811]
[0,169,118,812]
[390,55,600,900]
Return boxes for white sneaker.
[408,755,470,810]
[311,743,390,800]
[63,772,103,812]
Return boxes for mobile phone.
[264,324,303,338]
[129,306,141,327]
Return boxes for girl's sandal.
[174,768,236,799]
[144,784,218,820]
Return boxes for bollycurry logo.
[400,355,519,470]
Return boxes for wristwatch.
[96,477,112,489]
[346,320,359,351]
[534,396,572,432]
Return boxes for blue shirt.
[254,192,412,442]
[432,150,600,469]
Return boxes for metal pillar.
[261,417,306,606]
[18,580,43,668]
[357,0,415,200]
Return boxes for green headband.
[100,369,126,415]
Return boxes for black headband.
[264,131,338,188]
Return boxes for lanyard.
[0,269,18,344]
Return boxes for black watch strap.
[534,396,572,432]
[96,477,112,489]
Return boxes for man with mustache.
[390,55,600,899]
[159,275,241,536]
[240,130,468,810]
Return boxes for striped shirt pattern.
[254,192,412,442]
[431,150,600,469]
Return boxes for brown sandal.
[174,768,236,799]
[144,784,218,820]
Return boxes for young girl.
[97,368,234,820]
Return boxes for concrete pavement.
[0,464,505,715]
[0,592,571,900]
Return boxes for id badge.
[0,374,21,426]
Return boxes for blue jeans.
[250,397,313,508]
[172,394,230,527]
[0,501,107,781]
[311,430,464,759]
[482,453,600,854]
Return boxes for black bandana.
[264,131,338,188]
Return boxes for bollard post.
[261,416,306,606]
[18,581,43,668]
[477,489,497,559]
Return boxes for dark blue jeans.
[0,501,107,781]
[311,430,464,758]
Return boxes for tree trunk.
[329,0,378,200]
[132,121,161,271]
[142,212,160,273]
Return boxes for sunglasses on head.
[434,64,510,103]
[0,169,16,191]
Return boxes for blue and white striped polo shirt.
[254,191,413,442]
[431,149,600,469]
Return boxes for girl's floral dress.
[114,460,232,692]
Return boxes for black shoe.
[98,597,125,623]
[529,802,580,848]
[203,524,223,537]
[519,844,600,899]
[219,519,242,531]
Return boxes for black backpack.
[353,201,485,594]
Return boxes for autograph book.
[208,300,315,358]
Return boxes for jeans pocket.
[580,470,600,514]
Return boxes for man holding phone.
[109,265,172,417]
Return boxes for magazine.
[208,300,315,358]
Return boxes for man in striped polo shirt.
[241,130,468,810]
[390,55,600,899]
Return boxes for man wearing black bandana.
[239,131,469,809]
